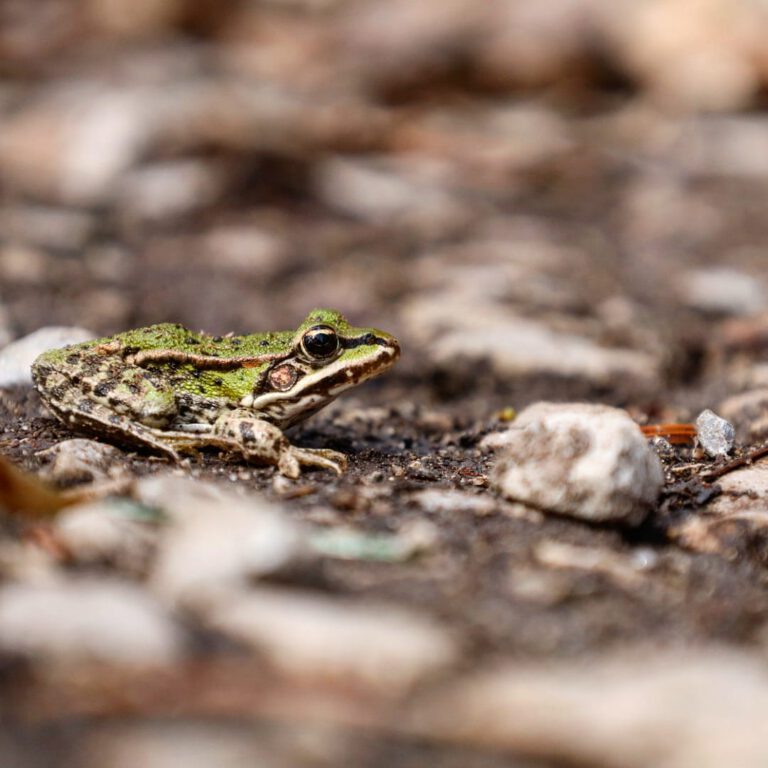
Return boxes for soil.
[3,3,768,765]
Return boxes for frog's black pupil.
[303,326,338,358]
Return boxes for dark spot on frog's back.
[94,381,116,397]
[78,399,93,413]
[239,421,255,442]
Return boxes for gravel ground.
[4,2,768,766]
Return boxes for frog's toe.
[289,447,348,476]
[277,450,302,479]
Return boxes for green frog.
[31,309,400,478]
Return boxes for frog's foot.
[212,411,348,478]
[283,447,348,478]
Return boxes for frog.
[31,309,400,478]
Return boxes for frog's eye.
[301,325,339,360]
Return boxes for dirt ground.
[4,2,768,766]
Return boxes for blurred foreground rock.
[0,578,184,664]
[673,461,768,558]
[409,648,768,768]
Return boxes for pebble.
[309,520,438,562]
[0,302,10,349]
[602,0,764,111]
[55,498,159,573]
[718,388,768,441]
[76,723,293,768]
[672,462,768,557]
[115,160,228,224]
[138,476,309,605]
[484,403,664,523]
[0,326,95,387]
[202,586,458,694]
[680,267,765,316]
[404,296,659,390]
[0,204,95,251]
[0,84,159,204]
[314,155,467,233]
[694,409,735,458]
[412,488,496,516]
[37,438,129,485]
[409,648,768,768]
[533,540,658,589]
[0,578,184,664]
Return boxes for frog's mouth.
[243,333,399,427]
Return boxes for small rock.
[409,649,768,768]
[76,723,289,768]
[55,499,158,573]
[203,586,458,694]
[719,389,768,441]
[309,520,438,562]
[0,326,95,387]
[534,540,658,589]
[0,303,10,349]
[0,205,95,251]
[116,160,229,224]
[672,462,768,557]
[484,403,664,523]
[695,409,735,457]
[680,268,765,316]
[0,579,183,664]
[672,116,768,177]
[37,439,129,486]
[314,155,467,233]
[413,488,496,516]
[138,477,309,605]
[404,298,659,390]
[0,84,159,204]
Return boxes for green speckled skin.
[31,309,400,477]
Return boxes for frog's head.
[243,308,400,427]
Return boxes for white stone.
[413,489,496,516]
[404,297,659,388]
[0,579,183,664]
[485,403,664,523]
[695,409,735,457]
[0,326,95,387]
[203,586,458,694]
[719,388,768,441]
[139,477,308,605]
[0,303,10,349]
[314,155,465,231]
[410,649,768,768]
[38,438,128,485]
[116,160,227,223]
[55,499,158,572]
[681,267,765,315]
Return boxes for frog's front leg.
[211,409,348,478]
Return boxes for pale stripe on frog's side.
[31,309,400,478]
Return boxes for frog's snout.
[374,331,400,365]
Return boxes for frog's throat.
[239,341,399,412]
